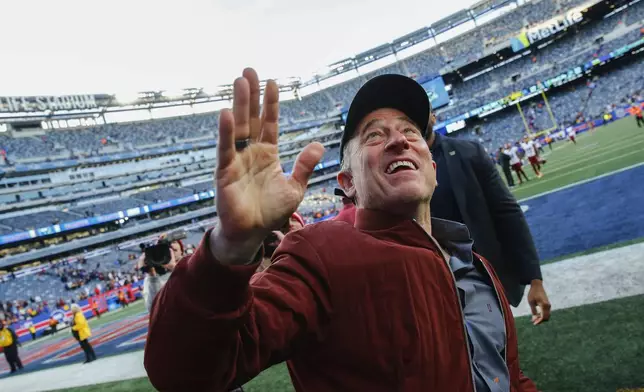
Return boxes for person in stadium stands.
[629,103,643,128]
[139,235,184,312]
[427,120,548,312]
[145,69,538,392]
[497,146,515,187]
[508,143,530,184]
[0,318,23,374]
[333,187,357,224]
[521,137,543,178]
[71,304,97,364]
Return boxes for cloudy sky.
[1,0,479,96]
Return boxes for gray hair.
[340,138,357,173]
[338,138,360,205]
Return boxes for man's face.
[338,108,437,211]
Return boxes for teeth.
[386,160,415,174]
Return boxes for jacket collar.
[355,208,414,232]
[354,208,473,258]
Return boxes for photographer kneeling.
[138,232,186,312]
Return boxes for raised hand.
[210,68,325,264]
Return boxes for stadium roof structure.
[0,0,525,120]
[299,0,517,87]
[0,76,302,123]
[0,0,630,126]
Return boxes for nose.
[384,129,409,153]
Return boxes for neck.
[414,202,432,234]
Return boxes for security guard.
[0,320,24,374]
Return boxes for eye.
[365,130,383,140]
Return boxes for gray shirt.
[432,218,509,392]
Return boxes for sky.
[0,0,479,96]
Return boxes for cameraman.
[139,236,184,312]
[258,213,305,273]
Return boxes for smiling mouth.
[386,160,417,174]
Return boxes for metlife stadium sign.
[510,4,589,52]
[0,94,111,113]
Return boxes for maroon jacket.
[333,203,356,225]
[145,209,537,392]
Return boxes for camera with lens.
[139,231,187,275]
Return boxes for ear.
[337,171,356,200]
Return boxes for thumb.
[290,142,325,189]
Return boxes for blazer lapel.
[440,138,470,224]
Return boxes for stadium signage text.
[0,95,99,113]
[526,10,583,44]
[511,9,584,52]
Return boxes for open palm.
[213,68,325,259]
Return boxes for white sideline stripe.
[512,242,644,318]
[518,161,644,203]
[2,242,643,392]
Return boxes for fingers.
[260,80,280,145]
[243,68,262,142]
[232,77,251,141]
[540,300,552,323]
[289,142,325,190]
[217,109,236,169]
[529,299,540,325]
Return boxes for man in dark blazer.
[427,114,551,323]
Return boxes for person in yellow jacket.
[70,304,97,364]
[0,320,23,373]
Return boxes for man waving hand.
[145,68,537,392]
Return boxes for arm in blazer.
[471,142,542,284]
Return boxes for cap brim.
[341,74,430,163]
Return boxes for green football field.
[505,117,644,200]
[51,117,644,392]
[53,295,644,392]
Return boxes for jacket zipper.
[412,220,477,392]
[476,256,508,365]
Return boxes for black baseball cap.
[340,74,431,163]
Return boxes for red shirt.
[145,209,537,392]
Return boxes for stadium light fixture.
[162,89,187,100]
[114,91,140,106]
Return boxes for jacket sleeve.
[473,143,542,283]
[144,229,332,392]
[518,370,539,392]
